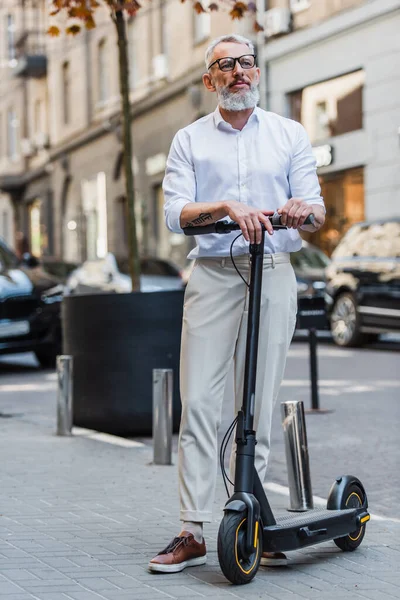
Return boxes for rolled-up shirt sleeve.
[163,130,196,233]
[289,122,325,213]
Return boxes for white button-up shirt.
[163,106,324,258]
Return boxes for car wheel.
[35,347,58,369]
[330,292,367,347]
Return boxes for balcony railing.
[13,31,47,78]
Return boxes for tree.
[48,0,260,290]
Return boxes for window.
[62,62,70,125]
[7,109,18,160]
[128,19,140,89]
[98,39,107,103]
[34,99,44,134]
[5,14,16,62]
[288,70,364,144]
[193,11,210,45]
[315,101,329,142]
[290,0,311,13]
[81,173,107,260]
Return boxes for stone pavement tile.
[0,577,26,594]
[0,569,40,582]
[32,594,80,600]
[101,575,141,589]
[26,569,73,581]
[59,592,111,600]
[76,591,178,600]
[354,591,400,600]
[147,585,217,598]
[72,579,122,592]
[55,570,118,579]
[0,595,37,600]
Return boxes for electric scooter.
[183,214,369,585]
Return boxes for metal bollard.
[56,355,73,436]
[152,369,173,465]
[281,400,313,511]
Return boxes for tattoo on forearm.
[185,212,213,227]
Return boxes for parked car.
[290,240,330,299]
[325,218,400,347]
[0,238,63,368]
[65,254,184,295]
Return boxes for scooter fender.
[223,500,247,514]
[327,475,368,510]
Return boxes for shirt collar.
[213,105,260,131]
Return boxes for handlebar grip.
[183,224,218,236]
[304,214,315,226]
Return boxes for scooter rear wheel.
[217,512,262,585]
[334,483,367,551]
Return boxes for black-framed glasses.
[207,54,257,72]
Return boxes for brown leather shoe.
[260,551,287,567]
[148,531,207,573]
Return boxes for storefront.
[262,0,400,254]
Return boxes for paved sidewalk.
[1,394,400,600]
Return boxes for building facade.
[0,0,253,268]
[1,0,399,264]
[257,0,400,255]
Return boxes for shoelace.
[159,536,191,555]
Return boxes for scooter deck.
[262,507,368,552]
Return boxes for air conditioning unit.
[34,131,50,150]
[152,54,168,81]
[263,7,291,38]
[20,138,34,157]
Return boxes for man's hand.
[278,199,325,231]
[224,201,274,244]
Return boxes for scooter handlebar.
[183,213,315,236]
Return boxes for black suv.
[0,238,63,367]
[325,218,400,346]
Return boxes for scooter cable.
[220,415,238,497]
[230,234,250,289]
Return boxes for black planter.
[62,291,184,436]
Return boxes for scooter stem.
[242,228,266,433]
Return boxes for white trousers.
[178,253,297,523]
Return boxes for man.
[148,34,325,573]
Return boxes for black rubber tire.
[35,347,57,369]
[217,512,262,585]
[334,483,367,551]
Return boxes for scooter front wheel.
[217,511,262,585]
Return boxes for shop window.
[193,11,210,45]
[5,14,16,63]
[288,70,364,143]
[301,167,365,257]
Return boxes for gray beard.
[216,81,260,111]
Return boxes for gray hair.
[205,34,255,69]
